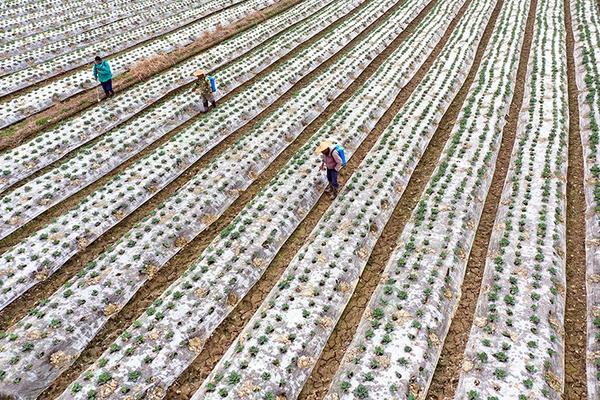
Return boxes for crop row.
[0,0,243,76]
[1,0,176,48]
[0,0,79,15]
[0,0,362,298]
[0,0,272,106]
[0,0,130,31]
[0,0,197,57]
[321,0,532,397]
[455,0,568,396]
[569,0,600,396]
[0,0,147,40]
[0,0,418,395]
[0,0,342,225]
[0,0,125,17]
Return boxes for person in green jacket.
[93,56,114,98]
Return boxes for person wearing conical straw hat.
[316,140,343,198]
[193,69,217,111]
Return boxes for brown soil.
[37,0,436,396]
[563,0,588,397]
[426,0,538,397]
[0,0,301,151]
[299,0,517,397]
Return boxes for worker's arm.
[320,154,325,170]
[92,64,98,80]
[333,150,343,171]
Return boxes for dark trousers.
[100,79,114,95]
[326,168,339,189]
[202,93,217,109]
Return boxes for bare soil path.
[563,0,588,395]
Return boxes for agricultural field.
[0,0,597,398]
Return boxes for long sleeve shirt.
[92,60,113,83]
[322,147,343,171]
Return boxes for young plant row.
[0,0,156,43]
[0,0,271,104]
[0,0,340,204]
[0,0,197,57]
[569,0,600,396]
[0,0,126,20]
[51,0,459,395]
[455,0,568,396]
[0,0,243,77]
[3,0,204,60]
[0,0,126,32]
[0,0,84,17]
[0,0,423,395]
[322,0,533,397]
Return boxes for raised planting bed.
[0,0,244,77]
[0,0,199,57]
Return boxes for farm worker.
[93,56,114,98]
[193,69,217,111]
[316,140,343,198]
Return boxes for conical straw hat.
[315,140,333,155]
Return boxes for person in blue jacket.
[93,56,114,98]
